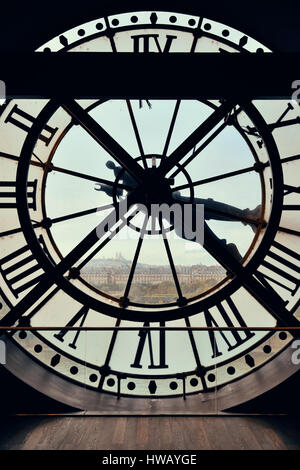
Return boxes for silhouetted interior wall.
[1,364,300,414]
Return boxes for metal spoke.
[170,121,227,179]
[201,222,299,327]
[123,220,146,301]
[126,100,147,169]
[162,100,181,157]
[159,100,235,176]
[98,318,121,392]
[0,226,24,238]
[25,286,61,321]
[46,202,129,275]
[0,151,132,190]
[51,203,114,225]
[160,220,184,300]
[0,204,114,238]
[163,202,299,326]
[172,164,256,192]
[62,100,145,184]
[50,164,132,191]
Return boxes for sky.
[38,18,269,269]
[45,99,261,267]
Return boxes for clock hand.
[172,193,262,232]
[94,160,138,197]
[103,162,261,233]
[158,100,235,176]
[61,100,145,184]
[44,162,132,191]
[103,160,261,230]
[105,160,137,187]
[206,203,261,231]
[171,213,243,262]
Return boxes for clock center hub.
[140,168,173,205]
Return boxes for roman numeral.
[268,103,300,132]
[245,104,300,138]
[279,227,300,237]
[5,104,58,146]
[131,34,177,53]
[282,184,300,211]
[0,180,37,210]
[256,240,300,296]
[0,245,43,297]
[130,322,168,369]
[54,305,89,349]
[204,298,254,358]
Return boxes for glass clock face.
[0,10,299,408]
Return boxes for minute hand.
[159,100,235,176]
[173,194,261,229]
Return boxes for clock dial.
[0,10,299,408]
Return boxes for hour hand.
[94,161,137,197]
[205,201,262,233]
[173,193,262,232]
[106,160,137,188]
[94,183,123,197]
[240,205,262,231]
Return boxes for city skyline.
[81,251,226,272]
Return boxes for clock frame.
[0,10,299,412]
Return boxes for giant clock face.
[0,10,299,410]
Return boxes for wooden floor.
[0,416,300,450]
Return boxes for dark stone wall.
[0,365,75,414]
[0,1,299,52]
